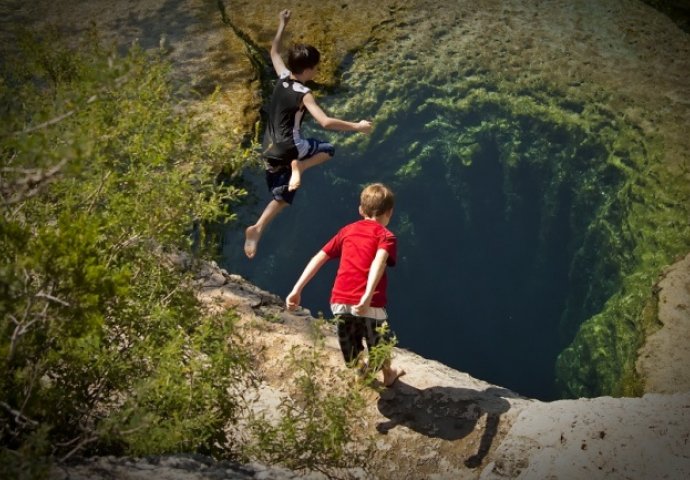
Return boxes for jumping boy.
[286,183,405,387]
[244,9,373,259]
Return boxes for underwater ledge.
[211,0,690,402]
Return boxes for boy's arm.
[302,93,372,134]
[286,250,330,310]
[353,248,389,316]
[270,10,290,76]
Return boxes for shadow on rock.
[376,381,515,468]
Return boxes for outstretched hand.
[286,290,300,310]
[279,9,291,24]
[357,120,373,134]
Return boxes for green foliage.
[245,331,371,478]
[0,29,254,472]
[359,322,397,388]
[555,163,690,397]
[0,426,52,480]
[328,61,690,398]
[100,310,252,457]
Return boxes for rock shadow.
[376,381,515,468]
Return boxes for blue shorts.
[299,137,335,160]
[264,138,335,204]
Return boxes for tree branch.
[2,158,68,205]
[36,291,70,307]
[0,401,38,427]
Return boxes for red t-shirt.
[321,219,397,308]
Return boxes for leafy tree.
[0,29,252,476]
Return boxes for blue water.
[218,99,610,401]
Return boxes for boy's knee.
[316,143,335,158]
[324,145,335,157]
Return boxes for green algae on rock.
[308,0,690,398]
[209,0,690,398]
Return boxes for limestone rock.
[637,252,690,393]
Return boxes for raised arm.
[270,9,291,75]
[302,93,372,134]
[353,249,389,316]
[286,250,330,310]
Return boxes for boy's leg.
[288,139,335,191]
[365,319,405,387]
[245,165,295,259]
[336,315,366,367]
[244,199,288,259]
[288,151,332,191]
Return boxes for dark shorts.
[265,165,296,204]
[264,138,335,205]
[335,314,394,365]
[299,137,335,160]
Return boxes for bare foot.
[383,368,406,387]
[244,226,260,259]
[288,160,302,191]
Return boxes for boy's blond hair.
[360,183,395,217]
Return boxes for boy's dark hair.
[286,43,320,74]
[360,183,395,218]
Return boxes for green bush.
[245,322,372,478]
[0,29,252,473]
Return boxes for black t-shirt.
[262,70,311,164]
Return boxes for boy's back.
[262,70,311,164]
[322,219,397,308]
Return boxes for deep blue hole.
[218,101,621,401]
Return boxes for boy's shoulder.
[341,219,395,238]
[276,69,310,93]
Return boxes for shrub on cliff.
[245,321,373,478]
[0,29,252,476]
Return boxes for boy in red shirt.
[286,183,405,387]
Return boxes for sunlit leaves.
[0,30,251,467]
